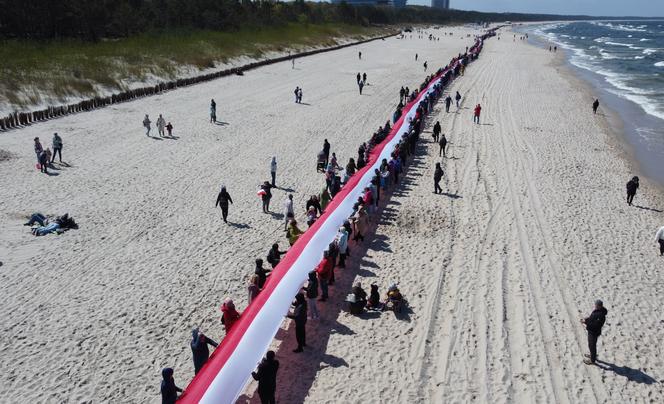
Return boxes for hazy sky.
[404,0,664,17]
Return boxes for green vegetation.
[0,23,387,110]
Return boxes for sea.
[519,21,664,186]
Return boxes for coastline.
[521,27,664,197]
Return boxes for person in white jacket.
[270,157,277,187]
[156,114,166,137]
[283,194,294,231]
[656,226,664,256]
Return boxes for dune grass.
[0,23,388,111]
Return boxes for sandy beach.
[1,26,663,403]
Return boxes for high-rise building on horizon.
[431,0,450,10]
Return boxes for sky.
[405,0,664,17]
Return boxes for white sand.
[2,27,662,403]
[279,34,664,403]
[0,27,480,402]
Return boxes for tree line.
[0,0,635,41]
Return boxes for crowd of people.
[159,30,499,404]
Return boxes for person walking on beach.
[655,225,664,256]
[143,114,151,136]
[221,298,241,334]
[51,133,63,163]
[423,61,428,71]
[415,53,418,61]
[283,194,294,231]
[270,157,277,187]
[210,99,217,123]
[294,87,300,103]
[33,137,43,165]
[316,250,333,301]
[298,87,303,104]
[215,185,233,223]
[160,368,183,404]
[455,91,462,108]
[323,139,331,167]
[358,51,362,60]
[357,73,361,85]
[473,104,482,124]
[445,95,452,113]
[251,351,279,404]
[362,72,367,84]
[432,121,441,143]
[439,134,448,157]
[434,162,444,194]
[191,328,218,374]
[358,80,364,95]
[592,98,600,114]
[626,176,639,206]
[581,300,608,365]
[166,122,173,137]
[287,293,307,353]
[156,114,166,137]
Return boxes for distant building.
[330,0,407,7]
[431,0,450,10]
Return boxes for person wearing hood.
[581,300,608,365]
[220,298,241,334]
[215,186,233,223]
[655,225,664,256]
[626,176,639,206]
[255,258,271,288]
[439,134,448,157]
[303,271,320,320]
[143,114,151,136]
[252,351,279,404]
[434,162,444,194]
[156,114,166,137]
[287,293,308,353]
[190,328,218,374]
[306,195,322,216]
[160,367,182,404]
[270,157,277,187]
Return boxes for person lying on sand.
[26,213,78,236]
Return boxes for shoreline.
[521,27,664,198]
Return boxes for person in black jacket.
[434,163,444,194]
[190,328,218,374]
[626,176,639,206]
[287,293,307,352]
[592,98,600,114]
[160,367,182,404]
[432,121,441,143]
[215,186,233,223]
[252,351,279,404]
[255,258,271,288]
[266,243,286,268]
[439,134,448,157]
[322,139,331,167]
[306,195,322,216]
[581,300,608,364]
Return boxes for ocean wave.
[655,61,664,67]
[634,56,645,59]
[594,37,611,43]
[640,38,652,42]
[604,41,643,50]
[643,48,658,55]
[591,21,649,33]
[607,89,664,121]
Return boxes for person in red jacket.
[473,104,482,124]
[220,298,241,334]
[316,251,333,301]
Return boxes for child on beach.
[166,122,173,137]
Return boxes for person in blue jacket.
[190,328,218,374]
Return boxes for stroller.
[316,151,327,173]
